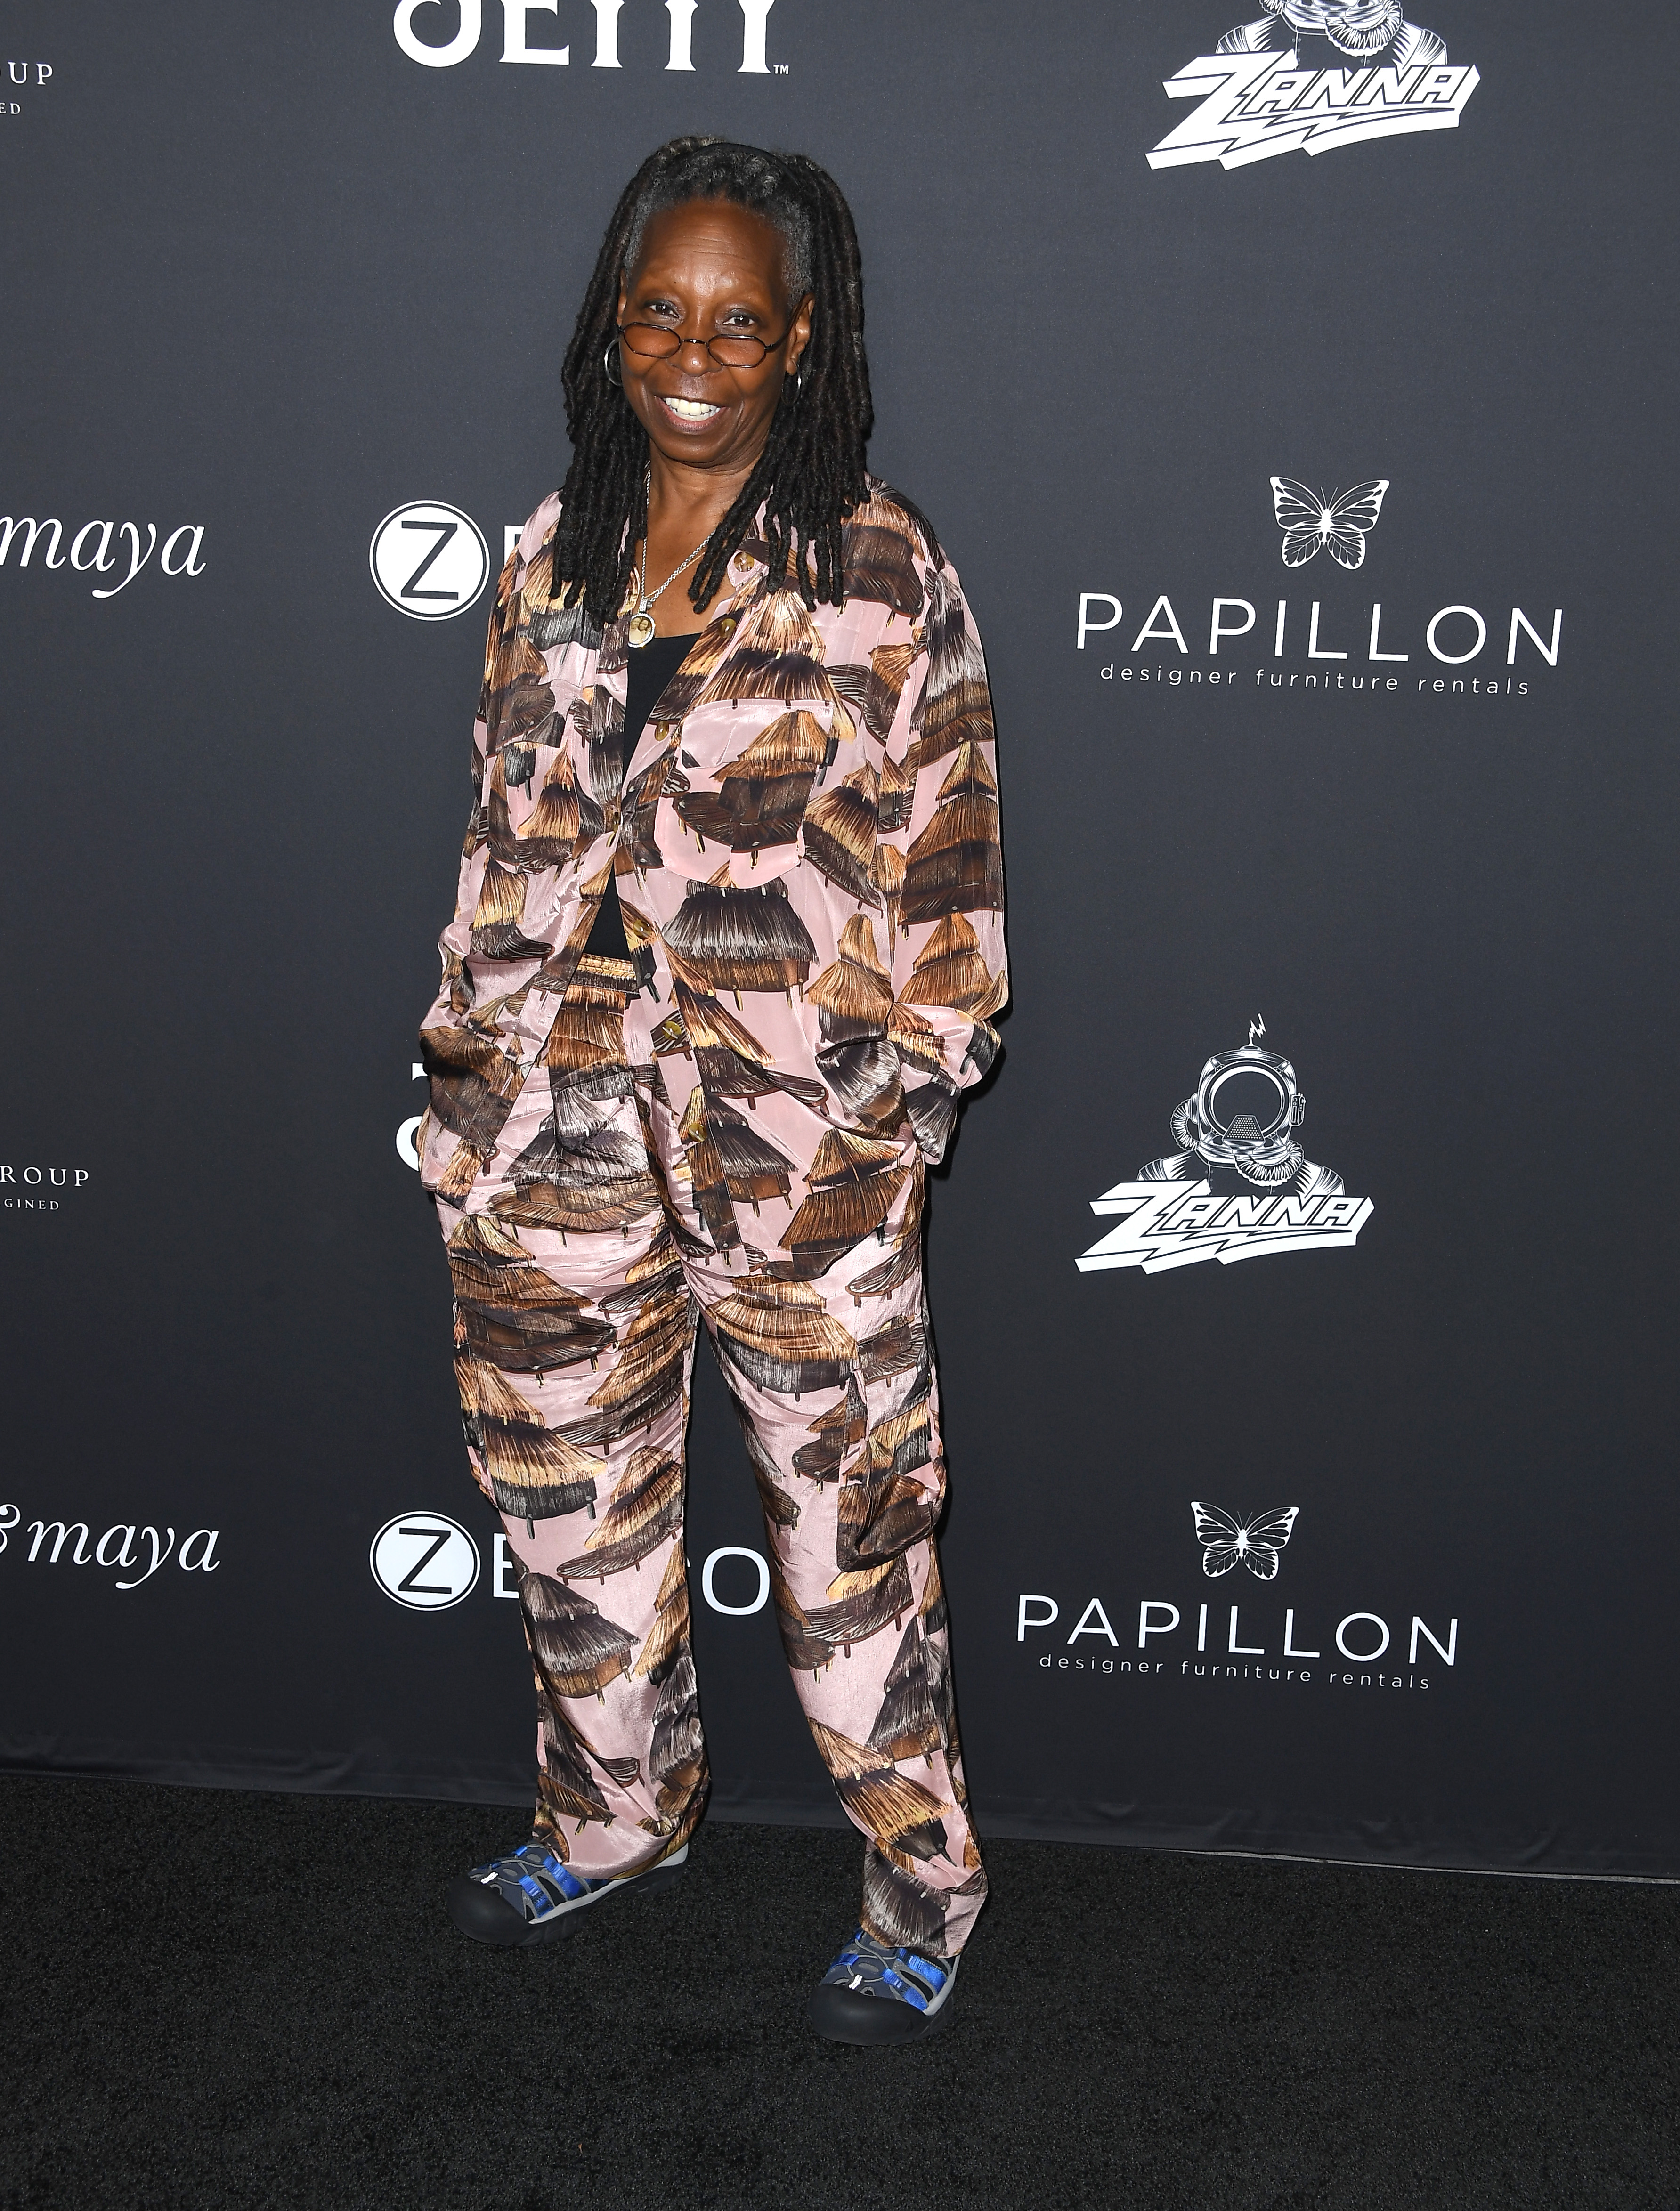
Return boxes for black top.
[583,632,699,961]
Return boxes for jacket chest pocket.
[656,700,840,878]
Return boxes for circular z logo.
[369,1512,481,1609]
[369,501,489,621]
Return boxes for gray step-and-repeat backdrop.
[3,0,1676,1875]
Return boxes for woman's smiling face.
[616,198,812,478]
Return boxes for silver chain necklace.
[625,475,716,648]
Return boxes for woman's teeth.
[662,396,721,421]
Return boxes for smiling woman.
[414,137,1008,2048]
[552,137,877,631]
[613,199,811,644]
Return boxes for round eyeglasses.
[616,320,791,370]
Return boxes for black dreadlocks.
[551,137,880,625]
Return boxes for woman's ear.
[787,292,814,377]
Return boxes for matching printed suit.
[416,483,1006,1958]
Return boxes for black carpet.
[2,1778,1676,2211]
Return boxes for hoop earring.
[603,341,623,387]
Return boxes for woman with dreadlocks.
[415,138,1006,2045]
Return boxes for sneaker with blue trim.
[446,1837,688,1949]
[807,1927,959,2045]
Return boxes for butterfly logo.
[1192,1502,1300,1580]
[1269,478,1389,569]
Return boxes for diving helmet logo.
[1142,1018,1345,1200]
[1217,0,1445,67]
[1148,4,1478,172]
[1076,1020,1372,1276]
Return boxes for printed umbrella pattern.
[791,1373,868,1482]
[651,973,829,1113]
[857,1312,927,1386]
[455,1345,605,1527]
[470,860,553,964]
[537,1710,613,1836]
[801,763,883,910]
[803,1552,915,1658]
[867,1620,944,1766]
[674,1084,742,1257]
[808,1721,951,1866]
[446,1213,616,1378]
[520,1568,637,1701]
[556,1448,683,1582]
[899,741,1004,928]
[562,1281,692,1447]
[844,1173,927,1306]
[769,1549,837,1679]
[839,491,927,618]
[672,708,831,858]
[740,1421,802,1544]
[899,913,1006,1020]
[630,1542,691,1687]
[703,1098,796,1212]
[695,587,836,705]
[908,560,995,773]
[710,1277,858,1399]
[835,1403,939,1574]
[420,1021,522,1165]
[779,1128,912,1275]
[806,915,903,1129]
[861,1848,950,1954]
[490,1088,664,1239]
[647,1651,706,1826]
[662,872,818,1000]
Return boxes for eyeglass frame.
[614,319,799,371]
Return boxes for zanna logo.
[1077,1020,1373,1274]
[1148,3,1478,170]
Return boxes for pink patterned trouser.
[435,967,986,1959]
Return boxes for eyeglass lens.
[619,324,772,368]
